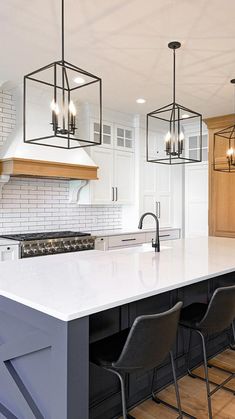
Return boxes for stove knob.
[64,244,71,251]
[24,247,34,256]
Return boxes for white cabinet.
[91,120,135,152]
[139,157,172,228]
[90,147,114,204]
[76,147,135,205]
[95,228,181,250]
[91,120,113,148]
[145,228,180,242]
[0,245,19,262]
[115,125,135,152]
[185,163,208,237]
[114,150,135,204]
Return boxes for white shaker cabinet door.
[140,158,172,228]
[156,164,172,228]
[91,147,114,204]
[114,150,135,204]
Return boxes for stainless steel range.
[1,231,95,258]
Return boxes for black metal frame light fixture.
[23,0,102,149]
[213,79,235,172]
[146,41,202,165]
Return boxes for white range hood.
[0,85,98,181]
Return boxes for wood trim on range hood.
[0,158,98,180]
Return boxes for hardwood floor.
[126,349,235,418]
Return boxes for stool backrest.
[112,301,182,372]
[197,285,235,334]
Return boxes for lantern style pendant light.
[23,0,102,149]
[213,80,235,172]
[146,41,202,165]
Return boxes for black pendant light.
[213,79,235,172]
[23,0,102,149]
[146,41,202,165]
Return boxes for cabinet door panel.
[91,148,114,204]
[115,125,134,152]
[156,165,172,228]
[139,159,156,227]
[114,150,134,204]
[185,163,208,237]
[0,245,19,262]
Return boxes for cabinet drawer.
[145,229,180,243]
[108,233,146,248]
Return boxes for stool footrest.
[188,365,235,396]
[152,393,196,419]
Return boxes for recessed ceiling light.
[74,77,85,84]
[182,113,190,119]
[136,98,146,104]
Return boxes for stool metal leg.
[197,330,213,419]
[230,321,235,350]
[170,351,183,419]
[187,329,195,377]
[106,369,135,419]
[151,355,195,419]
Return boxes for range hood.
[0,86,98,180]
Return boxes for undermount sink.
[110,243,172,253]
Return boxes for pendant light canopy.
[213,80,235,172]
[23,0,102,149]
[146,41,202,165]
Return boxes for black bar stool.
[179,285,235,419]
[90,302,183,419]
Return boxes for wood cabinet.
[204,114,235,237]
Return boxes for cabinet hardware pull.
[159,234,170,238]
[7,247,10,250]
[155,201,160,218]
[116,187,118,201]
[112,187,115,201]
[121,238,136,242]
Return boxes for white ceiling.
[1,0,235,117]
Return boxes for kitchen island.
[0,236,235,419]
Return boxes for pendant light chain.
[62,0,65,62]
[173,48,176,104]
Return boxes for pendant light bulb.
[165,131,171,142]
[51,99,60,115]
[227,147,234,156]
[69,101,76,116]
[179,131,185,141]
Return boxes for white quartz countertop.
[0,237,235,321]
[0,238,20,246]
